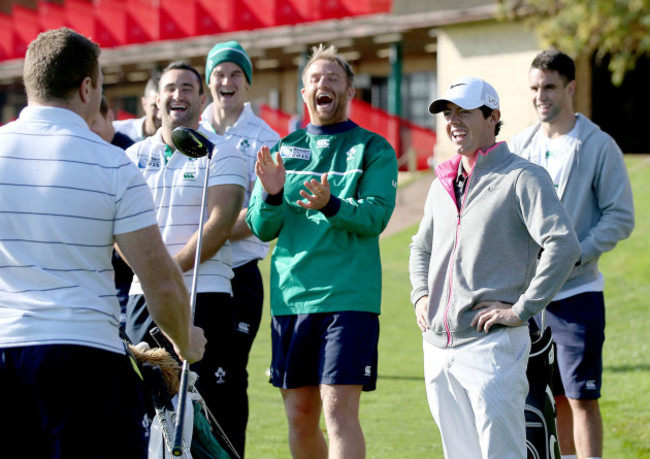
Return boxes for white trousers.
[423,327,531,459]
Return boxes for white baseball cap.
[428,76,499,114]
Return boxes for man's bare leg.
[320,384,365,459]
[556,395,576,455]
[569,397,603,458]
[281,386,327,459]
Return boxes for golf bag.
[525,325,562,459]
[125,329,240,459]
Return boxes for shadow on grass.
[378,374,424,381]
[603,364,650,373]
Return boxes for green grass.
[245,155,650,458]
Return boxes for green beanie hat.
[205,41,252,86]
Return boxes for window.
[360,71,436,129]
[402,71,436,129]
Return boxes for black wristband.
[319,195,341,217]
[262,188,284,206]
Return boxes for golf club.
[170,126,213,457]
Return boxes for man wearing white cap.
[409,76,581,458]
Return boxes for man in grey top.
[409,76,580,458]
[511,49,634,459]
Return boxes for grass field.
[244,155,650,458]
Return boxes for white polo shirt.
[0,106,158,354]
[113,116,146,142]
[201,102,280,267]
[126,126,247,294]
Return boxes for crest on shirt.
[237,139,250,152]
[280,146,311,160]
[346,147,357,162]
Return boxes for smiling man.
[123,61,247,455]
[246,44,398,459]
[201,41,281,456]
[409,76,581,458]
[113,72,162,142]
[510,49,634,459]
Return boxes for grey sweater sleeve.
[409,182,436,306]
[511,166,582,321]
[578,136,634,264]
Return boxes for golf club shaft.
[172,156,211,456]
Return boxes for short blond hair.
[301,44,354,86]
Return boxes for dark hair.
[478,105,503,137]
[145,70,161,95]
[23,27,100,103]
[531,49,576,85]
[160,61,204,95]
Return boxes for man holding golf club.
[409,76,581,458]
[511,49,635,459]
[201,40,281,456]
[247,44,398,459]
[123,61,248,456]
[0,28,205,457]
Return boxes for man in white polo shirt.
[0,28,205,457]
[124,61,247,457]
[113,72,162,142]
[202,40,280,456]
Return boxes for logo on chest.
[346,147,358,162]
[316,138,330,149]
[237,139,250,152]
[144,155,160,169]
[280,146,311,161]
[182,158,198,181]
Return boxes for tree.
[498,0,650,85]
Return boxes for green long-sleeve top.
[246,120,398,316]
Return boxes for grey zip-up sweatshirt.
[510,114,635,295]
[409,142,581,348]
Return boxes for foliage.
[498,0,650,85]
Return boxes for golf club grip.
[172,361,191,456]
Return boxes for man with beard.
[114,72,162,142]
[123,61,247,455]
[510,49,634,459]
[247,44,398,459]
[201,41,280,457]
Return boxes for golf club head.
[171,127,215,159]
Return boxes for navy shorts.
[534,291,605,400]
[270,311,380,391]
[0,344,149,458]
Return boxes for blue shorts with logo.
[533,291,605,400]
[270,311,379,391]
